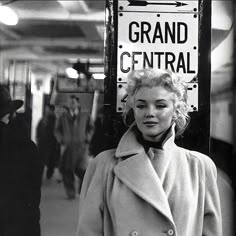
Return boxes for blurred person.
[36,104,60,179]
[0,85,43,236]
[54,95,91,199]
[77,69,222,236]
[89,107,106,157]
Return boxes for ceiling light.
[0,6,18,25]
[93,73,105,80]
[66,67,78,79]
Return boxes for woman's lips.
[143,121,158,124]
[143,121,158,126]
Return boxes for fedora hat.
[0,85,23,118]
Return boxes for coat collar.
[114,124,177,225]
[115,124,176,158]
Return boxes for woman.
[77,69,222,236]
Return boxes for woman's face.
[133,86,176,142]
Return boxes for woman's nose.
[145,106,155,117]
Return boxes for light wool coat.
[77,125,222,236]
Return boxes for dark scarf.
[136,126,172,152]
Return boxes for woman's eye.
[136,104,145,109]
[156,104,166,109]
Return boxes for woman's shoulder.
[181,147,217,174]
[86,149,118,173]
[81,149,118,192]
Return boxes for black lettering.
[132,52,142,70]
[141,22,151,43]
[152,22,164,43]
[154,52,164,68]
[120,52,131,73]
[177,22,188,43]
[165,52,175,72]
[187,52,195,73]
[165,22,175,43]
[143,52,153,68]
[121,94,128,103]
[129,22,139,43]
[176,52,186,73]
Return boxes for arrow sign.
[128,0,188,7]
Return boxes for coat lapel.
[114,151,174,224]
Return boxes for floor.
[40,169,80,236]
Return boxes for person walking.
[36,104,60,179]
[89,107,106,158]
[0,85,43,236]
[54,95,91,199]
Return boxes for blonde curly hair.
[123,68,190,137]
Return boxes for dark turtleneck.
[136,126,172,152]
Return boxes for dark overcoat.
[54,110,90,171]
[0,115,43,236]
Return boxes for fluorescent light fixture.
[93,73,105,80]
[0,6,18,25]
[89,66,104,73]
[66,67,78,79]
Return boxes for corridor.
[40,170,79,236]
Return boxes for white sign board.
[116,0,199,112]
[117,82,198,112]
[119,0,198,13]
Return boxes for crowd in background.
[36,95,104,199]
[0,84,105,235]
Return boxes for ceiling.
[0,0,105,75]
[0,0,234,93]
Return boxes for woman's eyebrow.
[136,99,167,102]
[136,99,146,102]
[136,98,168,101]
[135,99,169,104]
[155,99,167,102]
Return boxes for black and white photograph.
[0,0,234,236]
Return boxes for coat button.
[167,229,174,235]
[130,230,139,236]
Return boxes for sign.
[116,0,199,111]
[117,82,198,112]
[119,1,198,13]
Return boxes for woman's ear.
[172,105,179,122]
[172,112,177,123]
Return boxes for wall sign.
[116,0,199,112]
[117,82,198,112]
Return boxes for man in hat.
[0,85,43,236]
[0,85,23,124]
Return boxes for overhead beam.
[1,50,103,61]
[0,38,103,49]
[17,9,104,22]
